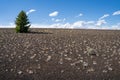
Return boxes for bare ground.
[0,28,120,80]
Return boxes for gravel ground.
[0,28,120,80]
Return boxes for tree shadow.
[27,31,53,34]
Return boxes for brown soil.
[0,28,120,80]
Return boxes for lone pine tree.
[15,10,31,33]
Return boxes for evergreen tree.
[15,10,31,33]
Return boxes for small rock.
[108,67,113,71]
[30,54,36,59]
[86,46,97,56]
[76,50,79,53]
[10,69,14,72]
[64,49,68,53]
[102,70,107,73]
[80,60,83,63]
[5,69,8,72]
[83,62,88,67]
[118,61,120,64]
[18,56,22,59]
[87,68,95,72]
[27,70,33,74]
[70,52,72,54]
[18,70,22,75]
[80,57,83,59]
[59,58,63,64]
[35,59,39,62]
[78,54,81,57]
[65,57,72,61]
[70,63,75,66]
[61,70,64,73]
[46,55,52,62]
[93,61,97,65]
[23,51,27,54]
[71,60,82,66]
[64,54,67,57]
[8,58,12,62]
[77,67,80,70]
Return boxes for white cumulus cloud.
[96,19,107,26]
[55,19,61,22]
[49,11,59,17]
[52,18,66,22]
[26,9,36,15]
[72,21,85,28]
[113,10,120,15]
[72,21,95,29]
[76,13,83,17]
[99,14,109,20]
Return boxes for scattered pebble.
[83,62,88,67]
[59,58,63,64]
[65,57,72,61]
[5,69,8,72]
[46,55,52,62]
[27,69,34,74]
[71,60,82,66]
[80,60,83,63]
[35,59,39,62]
[18,70,22,75]
[86,46,97,56]
[102,70,107,73]
[118,61,120,64]
[108,67,113,71]
[87,68,95,72]
[93,61,97,65]
[1,29,120,79]
[64,54,67,57]
[77,67,80,70]
[70,63,75,66]
[10,68,14,72]
[78,54,81,57]
[18,56,22,59]
[30,54,36,59]
[61,70,64,73]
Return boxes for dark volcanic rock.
[0,28,120,80]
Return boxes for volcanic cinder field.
[0,28,120,80]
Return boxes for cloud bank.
[52,18,66,22]
[96,20,107,26]
[30,21,120,30]
[0,21,120,30]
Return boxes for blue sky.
[0,0,120,29]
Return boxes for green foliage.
[15,10,31,33]
[15,26,20,33]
